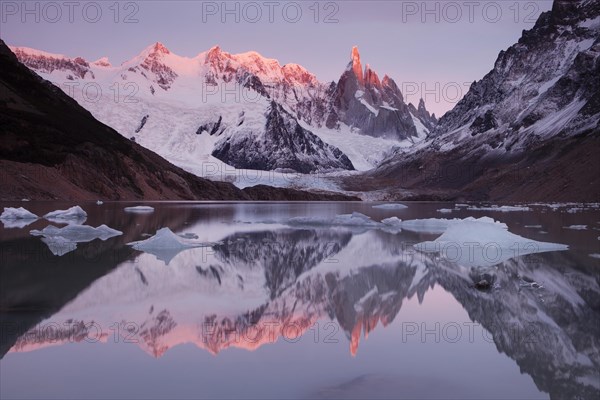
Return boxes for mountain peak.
[208,45,221,54]
[93,56,111,67]
[349,46,363,83]
[152,42,170,54]
[364,64,381,87]
[352,46,361,62]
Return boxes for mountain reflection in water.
[1,202,599,399]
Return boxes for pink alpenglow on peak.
[350,46,364,83]
[93,57,111,67]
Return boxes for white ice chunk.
[401,216,506,234]
[437,208,453,213]
[372,203,408,210]
[564,225,587,230]
[414,217,568,268]
[31,224,122,241]
[43,206,87,220]
[589,253,600,259]
[30,224,122,256]
[287,212,382,228]
[128,227,212,264]
[2,219,37,229]
[466,205,531,212]
[124,206,155,213]
[96,200,104,205]
[381,217,402,228]
[41,236,78,256]
[1,207,38,220]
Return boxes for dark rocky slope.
[345,0,600,201]
[0,40,356,201]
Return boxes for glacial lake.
[1,201,599,399]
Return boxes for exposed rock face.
[433,0,600,143]
[11,47,93,79]
[326,47,420,140]
[0,40,354,201]
[0,39,250,201]
[138,43,178,91]
[408,98,438,131]
[6,225,598,398]
[354,0,600,201]
[212,101,354,173]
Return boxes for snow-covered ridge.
[9,43,435,186]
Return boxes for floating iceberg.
[381,217,402,228]
[1,207,38,220]
[43,206,87,221]
[40,236,78,256]
[96,200,104,205]
[128,228,212,264]
[30,224,122,256]
[1,207,38,228]
[372,203,408,210]
[31,224,122,241]
[589,253,600,259]
[564,225,587,230]
[124,206,155,213]
[437,208,453,213]
[401,217,506,234]
[466,205,532,212]
[2,219,38,229]
[414,217,568,268]
[287,212,383,228]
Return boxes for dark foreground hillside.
[0,40,356,202]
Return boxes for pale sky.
[1,0,553,116]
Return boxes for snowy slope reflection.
[6,221,600,399]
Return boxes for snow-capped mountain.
[353,0,600,201]
[325,46,426,141]
[0,40,253,201]
[9,43,433,182]
[408,98,438,132]
[432,0,599,145]
[7,226,599,398]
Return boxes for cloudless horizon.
[1,0,553,116]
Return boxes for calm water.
[1,202,599,399]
